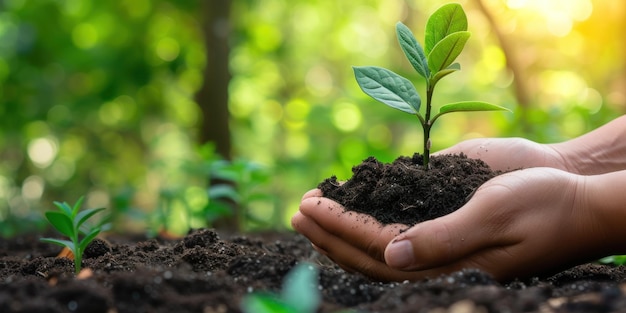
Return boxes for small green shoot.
[40,196,107,274]
[599,255,626,266]
[241,262,320,313]
[353,3,510,168]
[208,158,274,230]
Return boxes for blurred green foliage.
[0,0,624,236]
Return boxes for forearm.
[587,169,626,254]
[551,115,626,175]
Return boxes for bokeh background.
[1,0,624,236]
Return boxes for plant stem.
[423,85,435,168]
[74,247,82,274]
[71,233,81,274]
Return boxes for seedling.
[208,157,274,230]
[40,196,107,274]
[599,255,626,266]
[353,3,510,168]
[241,262,320,313]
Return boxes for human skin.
[292,115,626,282]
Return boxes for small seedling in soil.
[599,255,626,266]
[241,262,320,313]
[353,3,510,168]
[40,196,107,275]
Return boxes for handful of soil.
[318,153,500,226]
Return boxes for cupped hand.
[292,168,609,282]
[434,137,573,173]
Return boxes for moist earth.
[318,153,500,226]
[0,229,625,312]
[1,154,625,312]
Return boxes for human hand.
[434,137,574,173]
[292,168,610,282]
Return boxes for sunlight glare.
[284,98,311,124]
[579,87,603,114]
[156,37,180,62]
[506,0,593,37]
[27,137,58,168]
[546,12,573,37]
[506,0,527,9]
[305,65,334,97]
[87,190,110,211]
[21,175,44,200]
[0,175,10,200]
[332,102,362,132]
[72,23,98,49]
[285,132,310,158]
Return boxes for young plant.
[241,262,320,313]
[40,196,107,274]
[353,3,510,168]
[599,255,626,266]
[207,157,274,230]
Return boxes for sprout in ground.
[40,196,107,275]
[353,3,510,168]
[241,262,320,313]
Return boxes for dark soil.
[318,153,500,226]
[1,154,624,312]
[1,229,626,313]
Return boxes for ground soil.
[1,154,625,312]
[318,153,500,226]
[1,229,626,313]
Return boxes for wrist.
[586,171,626,254]
[547,141,589,175]
[550,115,626,175]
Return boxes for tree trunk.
[197,0,232,160]
[196,0,238,231]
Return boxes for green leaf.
[205,202,233,222]
[209,184,240,202]
[70,196,85,217]
[53,201,74,217]
[210,160,239,182]
[396,22,429,79]
[45,211,75,238]
[241,294,298,313]
[281,263,320,313]
[75,207,106,229]
[40,238,76,253]
[427,31,470,74]
[429,62,461,87]
[432,101,511,125]
[78,227,101,251]
[439,101,511,115]
[599,255,626,265]
[612,255,626,265]
[353,66,421,114]
[425,3,468,55]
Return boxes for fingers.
[293,208,428,282]
[292,193,521,282]
[301,188,322,200]
[297,196,405,260]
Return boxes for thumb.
[384,219,459,270]
[383,197,507,270]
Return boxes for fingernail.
[386,239,414,269]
